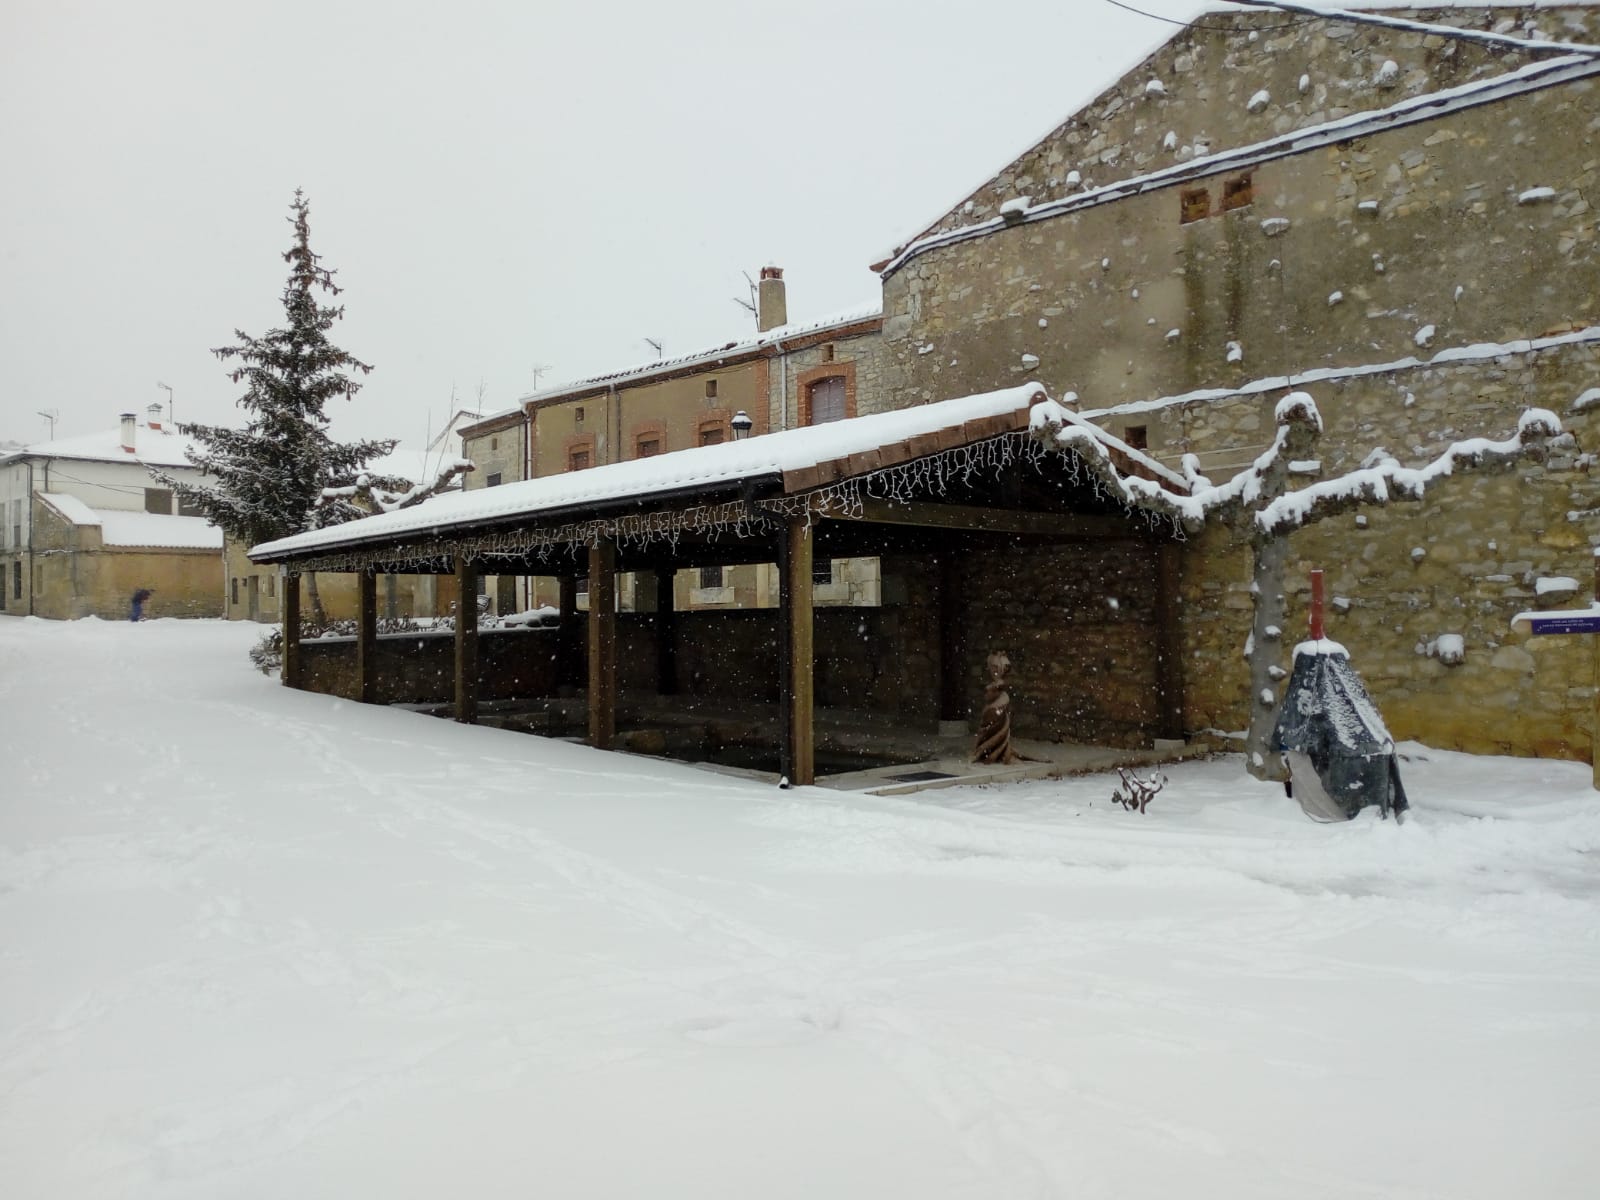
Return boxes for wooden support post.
[454,556,478,724]
[655,566,677,696]
[281,569,301,688]
[1154,540,1186,742]
[587,538,617,749]
[356,569,378,703]
[937,553,967,726]
[782,517,815,786]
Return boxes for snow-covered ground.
[2,617,1596,1198]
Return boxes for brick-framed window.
[797,360,857,426]
[697,407,735,446]
[1221,173,1254,212]
[564,434,596,472]
[630,420,667,460]
[1180,186,1211,224]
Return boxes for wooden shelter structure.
[249,385,1192,785]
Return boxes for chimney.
[146,402,163,432]
[120,412,137,453]
[757,265,787,333]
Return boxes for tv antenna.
[643,338,664,358]
[36,409,58,439]
[732,270,758,325]
[530,362,552,389]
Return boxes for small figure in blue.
[130,588,152,622]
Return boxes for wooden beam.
[818,497,1133,539]
[454,556,478,724]
[1154,540,1186,741]
[782,517,815,786]
[281,570,301,689]
[356,570,377,703]
[587,538,617,749]
[655,566,677,696]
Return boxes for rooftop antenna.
[732,270,758,325]
[36,409,58,439]
[156,380,174,427]
[644,337,664,359]
[530,362,552,389]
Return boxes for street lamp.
[731,410,753,441]
[156,381,174,427]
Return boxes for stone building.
[0,407,223,620]
[459,268,887,614]
[871,4,1600,761]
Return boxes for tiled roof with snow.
[39,494,222,550]
[254,382,1143,561]
[513,303,883,407]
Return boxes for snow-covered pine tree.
[155,190,400,619]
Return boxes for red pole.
[1309,569,1325,640]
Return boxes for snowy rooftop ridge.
[38,494,222,550]
[879,53,1600,276]
[511,302,882,408]
[252,383,1181,562]
[5,423,207,470]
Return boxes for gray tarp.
[1271,645,1409,822]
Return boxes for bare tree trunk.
[1245,535,1289,781]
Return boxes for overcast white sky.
[1,0,1236,448]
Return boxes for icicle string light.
[279,434,1180,575]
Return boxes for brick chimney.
[120,412,137,453]
[146,402,163,432]
[757,265,787,333]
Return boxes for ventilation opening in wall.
[1222,173,1254,212]
[705,379,718,398]
[1180,187,1211,224]
[1124,425,1148,451]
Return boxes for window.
[267,573,276,598]
[812,558,837,586]
[11,499,20,548]
[1180,186,1211,224]
[699,426,725,446]
[230,577,239,605]
[568,446,592,471]
[491,436,499,451]
[486,472,503,487]
[144,487,173,515]
[820,343,835,363]
[12,561,20,600]
[574,406,585,425]
[705,379,718,399]
[177,495,205,518]
[1124,425,1148,451]
[808,377,847,425]
[1221,173,1254,212]
[699,565,723,589]
[636,437,662,458]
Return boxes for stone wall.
[297,627,560,705]
[1172,337,1600,760]
[896,6,1600,251]
[962,539,1166,748]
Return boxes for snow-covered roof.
[38,494,222,550]
[6,422,205,470]
[511,302,882,408]
[252,383,1167,562]
[880,53,1600,276]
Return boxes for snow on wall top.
[509,302,883,409]
[253,383,1097,561]
[880,52,1600,277]
[39,494,223,549]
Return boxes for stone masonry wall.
[897,6,1600,251]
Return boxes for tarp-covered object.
[1272,639,1409,822]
